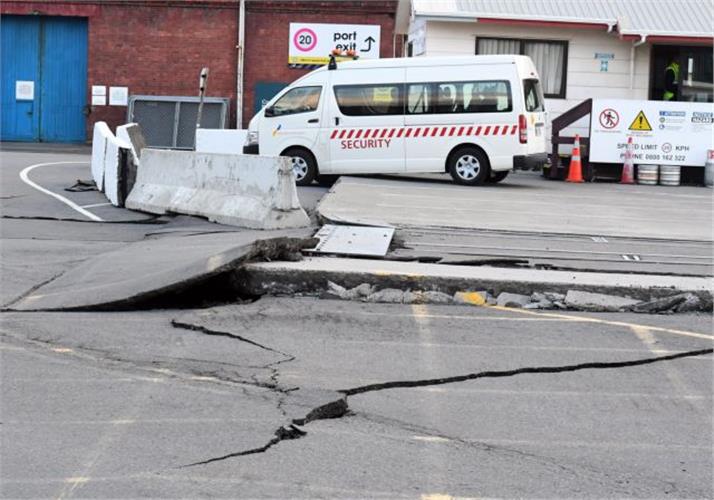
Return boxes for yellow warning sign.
[629,110,652,131]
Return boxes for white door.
[324,68,405,174]
[523,78,547,154]
[258,85,324,158]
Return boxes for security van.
[244,55,548,186]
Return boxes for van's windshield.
[523,79,545,112]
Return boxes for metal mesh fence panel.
[176,102,225,149]
[131,100,176,148]
[128,96,229,149]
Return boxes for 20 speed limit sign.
[293,27,317,52]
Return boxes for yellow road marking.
[413,435,451,443]
[487,304,714,341]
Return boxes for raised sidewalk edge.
[242,257,713,303]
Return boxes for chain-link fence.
[127,96,229,149]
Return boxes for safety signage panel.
[288,23,380,65]
[590,99,714,166]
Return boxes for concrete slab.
[6,229,313,311]
[243,257,713,304]
[317,174,713,241]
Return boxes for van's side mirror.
[264,106,275,117]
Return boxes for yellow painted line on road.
[413,435,450,443]
[51,347,74,353]
[486,304,714,341]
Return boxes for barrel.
[705,150,714,188]
[637,164,658,185]
[659,165,681,186]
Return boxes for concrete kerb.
[125,149,310,230]
[239,257,714,312]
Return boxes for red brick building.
[1,0,400,141]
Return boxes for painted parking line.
[81,202,112,209]
[18,161,103,222]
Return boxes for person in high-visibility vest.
[663,58,680,101]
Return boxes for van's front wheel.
[283,148,317,186]
[448,147,489,186]
[487,170,509,183]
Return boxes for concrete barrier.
[116,123,147,200]
[195,129,247,154]
[125,149,310,229]
[116,123,146,165]
[90,121,132,206]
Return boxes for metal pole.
[236,0,245,129]
[196,66,209,132]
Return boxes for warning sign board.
[590,99,714,167]
[628,110,652,131]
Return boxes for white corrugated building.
[395,0,713,137]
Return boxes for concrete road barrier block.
[116,123,146,199]
[195,129,247,154]
[91,121,132,206]
[125,149,310,229]
[90,121,112,191]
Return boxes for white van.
[244,55,548,186]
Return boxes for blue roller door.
[1,15,87,142]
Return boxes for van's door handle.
[334,117,340,126]
[308,118,319,123]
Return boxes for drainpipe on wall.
[236,0,245,129]
[630,34,647,97]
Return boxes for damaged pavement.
[1,149,713,498]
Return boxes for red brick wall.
[87,3,238,135]
[243,1,398,127]
[1,1,398,139]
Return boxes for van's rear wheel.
[487,170,509,183]
[282,148,317,186]
[448,147,489,186]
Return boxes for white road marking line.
[80,202,111,209]
[18,161,103,222]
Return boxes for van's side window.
[523,79,545,112]
[334,84,404,116]
[463,81,512,113]
[406,80,512,114]
[407,84,430,114]
[269,86,322,116]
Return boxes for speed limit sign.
[293,27,317,52]
[289,23,381,65]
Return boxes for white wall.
[421,20,652,147]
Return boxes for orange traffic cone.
[566,134,584,183]
[621,136,635,184]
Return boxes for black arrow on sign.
[362,36,375,52]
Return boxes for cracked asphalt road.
[1,147,712,499]
[2,300,712,498]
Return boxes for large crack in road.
[177,313,713,467]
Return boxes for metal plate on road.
[307,224,394,256]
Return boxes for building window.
[334,84,404,116]
[476,37,568,99]
[407,80,513,114]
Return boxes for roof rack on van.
[328,54,337,70]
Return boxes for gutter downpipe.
[630,34,647,95]
[236,0,246,129]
